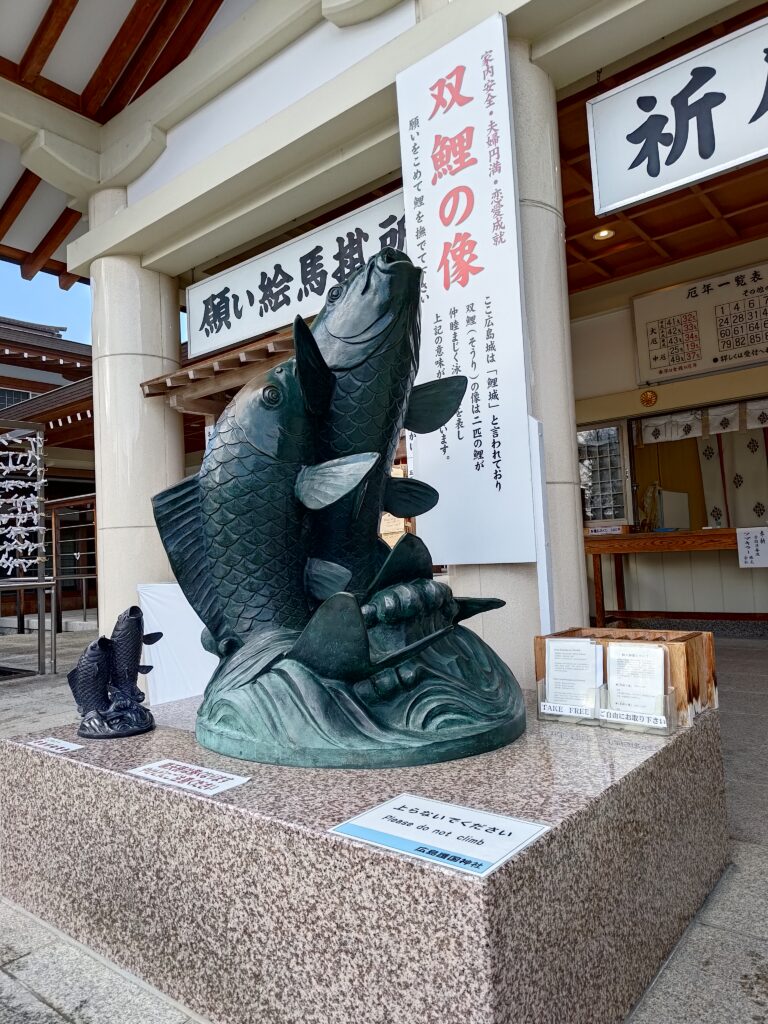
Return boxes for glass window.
[0,388,31,409]
[577,423,630,523]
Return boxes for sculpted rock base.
[195,624,525,768]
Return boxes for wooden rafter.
[80,0,166,119]
[96,0,196,123]
[19,0,79,84]
[58,271,79,291]
[0,170,41,240]
[136,0,225,99]
[0,55,80,114]
[21,208,81,281]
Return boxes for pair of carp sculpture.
[153,248,526,767]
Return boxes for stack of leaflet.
[601,643,668,730]
[539,637,602,721]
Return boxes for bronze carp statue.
[153,248,525,767]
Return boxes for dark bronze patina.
[152,249,525,767]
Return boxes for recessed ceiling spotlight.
[593,228,615,241]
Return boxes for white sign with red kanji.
[186,192,406,358]
[396,14,536,565]
[633,259,768,383]
[588,16,768,213]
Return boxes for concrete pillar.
[450,40,589,688]
[89,187,185,634]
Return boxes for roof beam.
[19,0,80,85]
[80,0,166,119]
[137,0,225,99]
[97,0,196,123]
[21,208,81,280]
[58,271,80,290]
[0,170,41,240]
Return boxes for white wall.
[127,2,417,204]
[571,308,636,401]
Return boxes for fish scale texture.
[316,320,417,594]
[199,409,310,636]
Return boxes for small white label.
[332,793,550,877]
[737,527,768,568]
[599,708,667,729]
[128,759,250,795]
[540,701,595,718]
[586,525,624,535]
[26,736,84,753]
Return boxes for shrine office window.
[0,388,31,409]
[577,422,632,525]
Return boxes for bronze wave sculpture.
[153,248,525,767]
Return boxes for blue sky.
[0,260,92,343]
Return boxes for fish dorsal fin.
[296,453,379,510]
[454,597,505,623]
[365,533,433,600]
[286,591,453,682]
[288,592,370,682]
[142,632,162,646]
[305,558,352,602]
[384,476,438,517]
[404,376,468,433]
[294,315,335,415]
[137,664,153,675]
[152,476,226,643]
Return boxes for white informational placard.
[396,14,536,565]
[128,760,250,795]
[186,192,405,358]
[602,643,667,728]
[332,793,549,877]
[26,736,84,754]
[587,17,768,213]
[543,638,601,718]
[737,527,768,567]
[633,260,768,383]
[138,583,219,705]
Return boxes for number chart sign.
[186,192,406,358]
[332,793,550,878]
[396,14,536,565]
[587,16,768,213]
[633,260,768,384]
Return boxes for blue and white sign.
[331,793,549,877]
[587,16,768,213]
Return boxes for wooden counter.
[584,529,740,627]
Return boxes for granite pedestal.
[0,694,727,1024]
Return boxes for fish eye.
[327,286,343,302]
[262,385,282,407]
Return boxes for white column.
[450,40,588,688]
[89,188,185,635]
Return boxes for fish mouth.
[324,249,421,344]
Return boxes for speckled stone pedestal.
[0,696,727,1024]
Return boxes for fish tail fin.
[365,533,433,600]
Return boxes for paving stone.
[5,941,192,1024]
[700,842,768,941]
[726,779,768,845]
[628,923,768,1023]
[0,903,56,967]
[0,972,62,1024]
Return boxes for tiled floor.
[0,632,766,1023]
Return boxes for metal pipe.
[36,585,45,674]
[50,583,57,675]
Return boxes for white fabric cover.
[138,583,218,705]
[747,398,768,431]
[641,409,702,444]
[706,403,739,435]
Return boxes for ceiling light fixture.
[593,228,615,241]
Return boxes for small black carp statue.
[153,249,525,768]
[67,606,161,739]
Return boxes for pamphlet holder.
[596,685,677,736]
[536,678,601,726]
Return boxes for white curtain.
[697,430,768,527]
[641,409,702,444]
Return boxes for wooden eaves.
[141,326,294,419]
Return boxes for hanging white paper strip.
[641,410,702,444]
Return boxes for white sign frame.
[186,191,405,358]
[587,16,768,214]
[396,13,537,566]
[331,793,550,877]
[633,259,768,384]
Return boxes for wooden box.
[534,627,717,728]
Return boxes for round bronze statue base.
[195,626,525,769]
